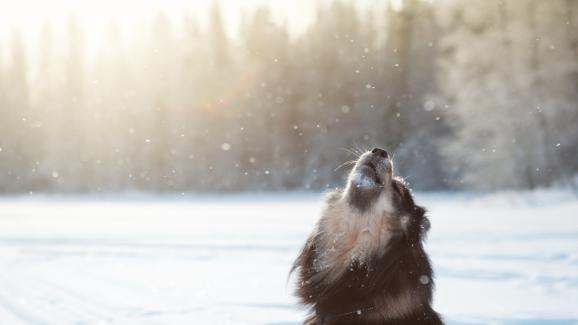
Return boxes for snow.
[0,191,577,324]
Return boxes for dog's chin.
[345,167,386,211]
[361,162,384,186]
[352,160,387,187]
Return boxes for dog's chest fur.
[313,193,402,280]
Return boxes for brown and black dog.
[291,148,442,325]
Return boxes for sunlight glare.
[0,0,324,58]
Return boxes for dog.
[291,148,442,324]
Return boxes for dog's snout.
[371,148,388,159]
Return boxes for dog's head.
[342,147,427,236]
[344,148,394,210]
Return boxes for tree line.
[0,0,576,193]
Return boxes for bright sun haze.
[0,0,337,56]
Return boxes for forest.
[0,0,577,193]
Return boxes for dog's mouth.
[347,148,392,191]
[361,161,383,185]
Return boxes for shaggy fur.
[291,148,442,325]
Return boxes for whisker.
[334,160,356,172]
[353,143,366,156]
[340,147,361,158]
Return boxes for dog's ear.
[400,204,428,242]
[420,213,431,231]
[393,179,418,213]
[414,205,431,239]
[413,205,426,218]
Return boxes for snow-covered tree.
[436,0,578,190]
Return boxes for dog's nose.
[371,148,388,158]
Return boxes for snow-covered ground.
[0,191,577,325]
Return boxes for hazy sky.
[0,0,392,68]
[0,0,383,46]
